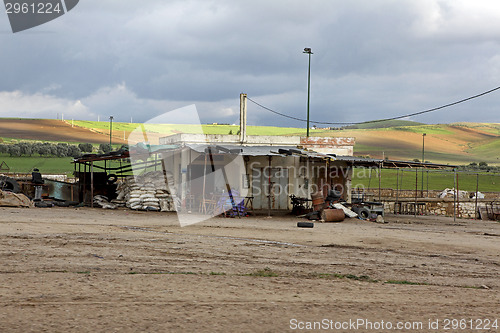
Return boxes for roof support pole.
[91,160,94,208]
[378,163,382,202]
[456,172,460,219]
[414,167,418,218]
[395,168,399,214]
[268,156,272,217]
[453,169,457,222]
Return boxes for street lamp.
[421,133,426,196]
[109,116,114,148]
[303,47,313,137]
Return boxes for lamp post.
[303,47,313,137]
[109,116,114,148]
[421,133,426,196]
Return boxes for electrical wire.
[247,85,500,125]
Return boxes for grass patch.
[0,155,75,174]
[76,271,91,274]
[385,280,429,286]
[72,120,322,137]
[209,272,226,276]
[246,267,279,277]
[352,167,500,192]
[128,271,197,275]
[313,272,378,283]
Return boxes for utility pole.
[303,48,313,137]
[109,116,114,148]
[239,93,247,143]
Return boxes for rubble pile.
[116,171,178,212]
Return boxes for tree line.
[0,142,114,158]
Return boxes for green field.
[71,120,324,137]
[0,155,75,175]
[352,168,500,192]
[344,120,424,129]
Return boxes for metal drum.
[311,192,325,211]
[321,208,345,222]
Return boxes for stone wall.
[360,188,500,200]
[358,188,499,218]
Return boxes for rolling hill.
[0,118,499,165]
[0,118,127,144]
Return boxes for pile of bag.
[115,171,178,212]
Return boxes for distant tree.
[68,145,82,158]
[49,144,58,157]
[0,144,8,154]
[99,143,111,153]
[18,142,33,156]
[413,158,420,162]
[56,143,69,157]
[479,161,488,168]
[37,145,51,157]
[8,145,21,157]
[78,143,93,153]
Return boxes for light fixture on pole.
[109,116,114,148]
[303,47,313,137]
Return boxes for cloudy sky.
[1,0,500,127]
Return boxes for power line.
[247,85,500,125]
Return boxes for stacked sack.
[116,171,178,212]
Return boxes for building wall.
[160,134,355,156]
[300,137,355,156]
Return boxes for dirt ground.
[0,207,498,332]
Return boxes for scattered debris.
[439,188,469,199]
[0,189,33,208]
[93,195,117,209]
[0,176,20,193]
[321,208,345,222]
[333,203,358,218]
[297,222,314,228]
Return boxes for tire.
[35,201,52,208]
[54,201,70,207]
[107,174,118,185]
[297,222,314,228]
[358,207,370,220]
[0,176,20,193]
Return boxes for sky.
[1,0,500,127]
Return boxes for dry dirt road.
[0,207,498,332]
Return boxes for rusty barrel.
[321,208,345,222]
[311,192,325,211]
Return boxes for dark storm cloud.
[1,0,500,125]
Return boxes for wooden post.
[414,167,418,217]
[395,168,399,214]
[268,156,272,217]
[202,153,207,205]
[426,170,429,197]
[378,163,382,202]
[90,160,94,208]
[456,172,460,218]
[474,173,479,220]
[453,169,457,222]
